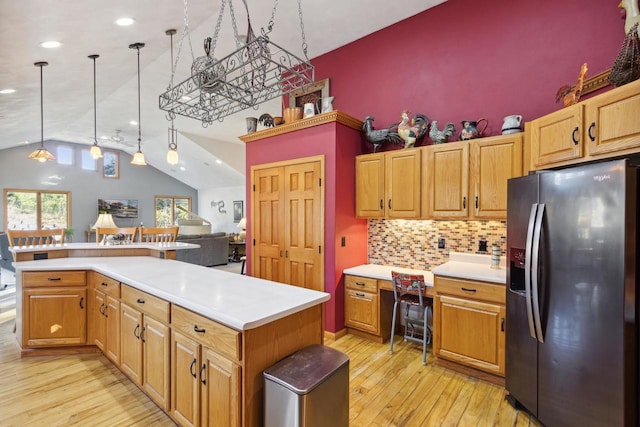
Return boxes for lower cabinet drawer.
[345,275,378,293]
[171,305,242,362]
[345,289,379,334]
[91,272,120,298]
[121,285,170,324]
[435,276,505,304]
[23,271,86,287]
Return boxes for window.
[56,145,74,165]
[103,151,119,178]
[155,196,192,227]
[80,149,97,171]
[4,189,71,230]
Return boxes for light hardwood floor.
[0,287,540,426]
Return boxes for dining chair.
[7,228,66,250]
[138,226,179,243]
[389,271,432,365]
[95,227,138,244]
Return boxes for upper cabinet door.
[385,148,421,219]
[585,80,640,157]
[529,104,583,170]
[470,134,523,220]
[355,153,385,218]
[425,142,469,219]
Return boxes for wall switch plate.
[341,236,346,247]
[479,240,488,252]
[438,238,445,249]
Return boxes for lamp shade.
[237,217,247,230]
[92,213,117,229]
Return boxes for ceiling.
[0,0,445,190]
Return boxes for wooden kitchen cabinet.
[424,141,469,219]
[528,79,640,171]
[91,272,121,364]
[171,305,242,427]
[120,285,171,410]
[355,148,421,219]
[21,270,87,347]
[433,275,506,377]
[344,274,393,343]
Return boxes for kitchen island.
[13,250,329,427]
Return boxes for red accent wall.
[245,121,368,333]
[309,0,623,146]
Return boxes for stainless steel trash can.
[264,344,349,427]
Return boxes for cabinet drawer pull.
[388,199,392,210]
[571,126,579,145]
[379,199,383,210]
[104,306,108,318]
[475,196,479,209]
[463,196,466,209]
[461,287,477,293]
[134,324,141,339]
[101,282,108,287]
[140,326,146,343]
[501,317,505,332]
[199,364,207,385]
[355,282,366,287]
[99,303,105,315]
[355,292,366,298]
[190,358,197,378]
[47,277,61,281]
[588,122,596,142]
[194,325,206,334]
[136,298,145,304]
[79,297,84,309]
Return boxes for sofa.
[0,233,15,272]
[176,232,229,267]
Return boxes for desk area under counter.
[13,252,329,427]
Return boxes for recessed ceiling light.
[0,88,16,94]
[22,140,30,144]
[115,17,135,26]
[129,120,138,126]
[100,135,109,140]
[215,159,222,164]
[40,40,61,48]
[179,166,186,171]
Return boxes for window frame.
[80,148,98,171]
[4,188,72,231]
[154,196,192,227]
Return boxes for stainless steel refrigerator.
[506,158,638,426]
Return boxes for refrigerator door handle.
[531,203,545,343]
[524,203,538,340]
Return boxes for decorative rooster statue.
[619,0,640,38]
[429,121,456,144]
[398,110,429,148]
[555,63,588,107]
[362,116,402,152]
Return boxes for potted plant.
[65,226,75,243]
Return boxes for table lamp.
[93,213,117,244]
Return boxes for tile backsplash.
[368,219,506,270]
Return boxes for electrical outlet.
[438,238,445,249]
[479,240,488,252]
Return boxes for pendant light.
[28,62,56,162]
[89,54,103,159]
[129,42,146,166]
[166,29,179,165]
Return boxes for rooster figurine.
[362,116,403,152]
[620,0,640,38]
[398,110,429,148]
[555,63,588,107]
[429,121,456,144]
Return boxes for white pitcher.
[320,96,335,113]
[303,102,315,118]
[502,115,522,135]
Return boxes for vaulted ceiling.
[0,0,445,189]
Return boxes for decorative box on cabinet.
[21,271,87,347]
[355,148,422,219]
[528,79,640,171]
[433,275,506,378]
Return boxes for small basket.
[283,107,302,123]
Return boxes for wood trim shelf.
[239,110,363,143]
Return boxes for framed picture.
[288,78,330,109]
[233,200,244,223]
[98,199,138,218]
[103,151,119,179]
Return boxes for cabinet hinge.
[252,238,256,246]
[252,184,256,191]
[318,245,322,254]
[319,178,322,187]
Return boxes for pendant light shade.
[130,42,146,166]
[89,54,103,159]
[28,61,55,162]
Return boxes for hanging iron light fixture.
[165,29,179,165]
[159,0,315,127]
[88,54,103,159]
[28,62,56,162]
[129,42,147,166]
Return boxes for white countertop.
[431,252,506,284]
[343,264,434,286]
[14,256,330,331]
[9,241,199,254]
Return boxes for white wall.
[198,185,246,234]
